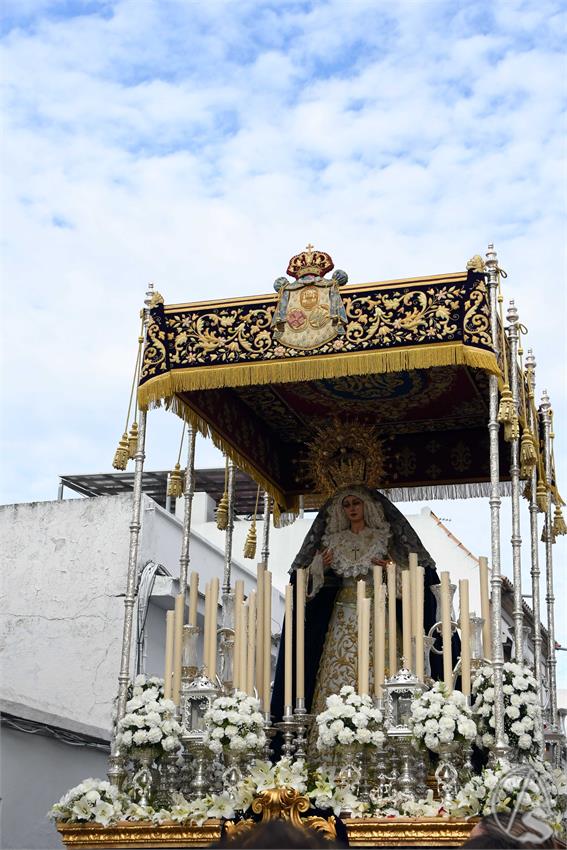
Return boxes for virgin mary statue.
[271,423,452,728]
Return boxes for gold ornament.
[216,492,229,530]
[127,421,139,459]
[504,417,520,442]
[112,432,130,470]
[167,463,184,499]
[303,418,386,496]
[553,505,567,537]
[243,523,257,559]
[536,480,548,513]
[519,427,537,477]
[286,243,334,280]
[466,254,486,272]
[497,384,518,441]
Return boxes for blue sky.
[2,0,566,683]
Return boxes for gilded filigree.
[463,283,491,347]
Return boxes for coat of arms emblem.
[271,244,348,350]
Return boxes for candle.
[263,570,272,712]
[479,556,491,660]
[402,570,411,669]
[374,579,386,698]
[359,597,370,695]
[415,566,425,681]
[256,565,265,703]
[296,569,306,702]
[172,592,185,703]
[188,571,199,627]
[233,580,244,690]
[409,552,418,642]
[209,578,219,681]
[387,562,397,675]
[357,579,366,686]
[203,581,211,676]
[163,610,175,700]
[459,579,471,696]
[440,571,453,691]
[284,584,293,710]
[246,591,256,696]
[239,602,248,696]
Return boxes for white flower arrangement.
[472,662,542,759]
[408,682,476,753]
[450,758,566,833]
[115,675,181,755]
[49,778,128,826]
[203,690,266,755]
[315,685,384,751]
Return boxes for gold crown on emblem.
[286,243,334,280]
[303,419,386,496]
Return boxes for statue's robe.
[271,489,461,729]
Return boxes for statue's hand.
[322,548,334,567]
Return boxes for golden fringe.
[138,343,500,409]
[497,383,519,443]
[504,418,520,443]
[519,428,537,478]
[243,523,257,559]
[553,506,567,537]
[167,463,184,499]
[127,422,139,459]
[112,432,130,471]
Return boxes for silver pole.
[525,351,543,707]
[506,301,523,661]
[178,425,196,600]
[485,243,507,758]
[222,460,235,595]
[541,390,558,733]
[165,474,171,513]
[261,491,271,566]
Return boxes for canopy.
[138,267,506,511]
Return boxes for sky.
[2,1,566,683]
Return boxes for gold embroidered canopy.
[138,259,504,513]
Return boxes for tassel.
[112,433,130,470]
[553,505,567,537]
[541,519,556,545]
[536,480,548,513]
[167,463,184,499]
[523,479,532,502]
[243,521,257,559]
[519,427,537,477]
[504,418,520,442]
[128,422,139,459]
[216,492,229,531]
[497,384,515,426]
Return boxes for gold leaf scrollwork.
[140,317,167,379]
[463,284,492,347]
[251,787,311,827]
[170,308,273,365]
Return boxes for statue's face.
[341,494,364,524]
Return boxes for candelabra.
[180,670,220,798]
[293,698,314,761]
[382,666,426,801]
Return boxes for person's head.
[463,812,559,848]
[341,493,365,525]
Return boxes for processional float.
[65,244,567,846]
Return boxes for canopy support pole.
[507,301,524,661]
[525,351,543,719]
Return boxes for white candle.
[415,566,425,681]
[440,571,453,691]
[402,570,411,669]
[239,602,248,696]
[163,610,175,700]
[359,597,371,696]
[387,562,397,675]
[459,579,471,696]
[374,579,386,698]
[284,584,293,710]
[357,579,366,688]
[247,591,256,696]
[409,552,418,642]
[188,571,199,627]
[256,565,265,702]
[172,592,184,704]
[209,578,219,681]
[203,581,211,676]
[233,580,244,690]
[296,569,306,702]
[479,556,491,660]
[263,570,272,712]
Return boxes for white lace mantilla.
[322,525,390,578]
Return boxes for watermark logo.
[490,764,553,845]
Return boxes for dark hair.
[214,819,345,848]
[463,812,560,848]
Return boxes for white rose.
[224,725,238,738]
[439,730,453,744]
[133,730,148,745]
[483,687,495,703]
[506,706,520,720]
[357,728,372,744]
[208,740,222,754]
[147,726,162,744]
[424,733,439,751]
[337,728,355,745]
[439,717,456,731]
[162,735,178,752]
[518,734,532,750]
[330,719,344,733]
[424,719,439,732]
